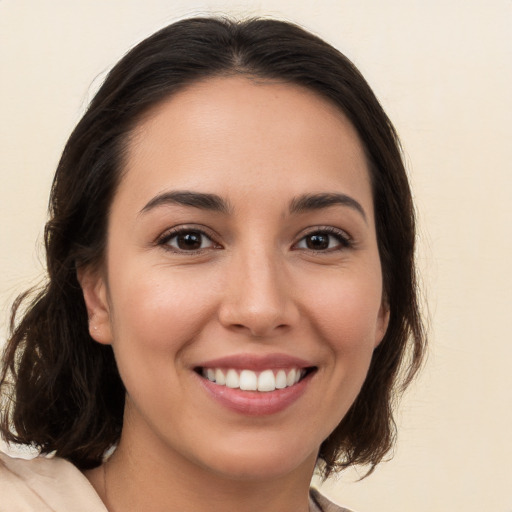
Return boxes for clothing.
[0,451,107,511]
[309,487,353,512]
[0,451,352,511]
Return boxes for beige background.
[1,1,511,511]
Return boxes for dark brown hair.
[0,16,425,476]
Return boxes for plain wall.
[1,1,511,511]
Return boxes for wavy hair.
[0,16,425,476]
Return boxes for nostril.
[218,294,299,338]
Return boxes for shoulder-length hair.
[0,16,425,476]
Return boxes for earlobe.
[77,266,113,345]
[375,301,390,348]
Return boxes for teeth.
[225,369,239,388]
[286,369,296,387]
[257,370,275,392]
[215,368,226,385]
[201,367,305,392]
[240,370,258,391]
[275,370,287,389]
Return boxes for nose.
[218,248,300,338]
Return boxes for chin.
[193,440,319,482]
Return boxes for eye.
[159,228,219,252]
[294,228,352,252]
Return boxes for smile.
[194,355,317,415]
[199,367,306,392]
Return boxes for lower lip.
[197,372,313,416]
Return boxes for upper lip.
[194,353,315,371]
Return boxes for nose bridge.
[219,241,297,336]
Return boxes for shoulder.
[310,487,356,512]
[0,451,107,511]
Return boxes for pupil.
[307,234,329,250]
[178,232,201,250]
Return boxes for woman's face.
[82,76,388,481]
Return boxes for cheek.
[309,273,383,413]
[106,268,221,422]
[303,267,384,350]
[107,265,220,361]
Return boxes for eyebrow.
[140,190,367,223]
[140,191,232,215]
[289,193,367,223]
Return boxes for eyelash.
[292,226,353,253]
[157,227,221,254]
[157,226,353,254]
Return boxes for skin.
[80,76,389,512]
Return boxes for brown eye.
[176,232,203,250]
[294,229,351,252]
[163,230,217,252]
[305,234,330,250]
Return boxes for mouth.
[193,354,317,415]
[195,366,316,393]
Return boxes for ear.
[374,300,390,348]
[77,266,113,345]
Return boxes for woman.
[0,17,425,512]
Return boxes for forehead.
[118,76,373,215]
